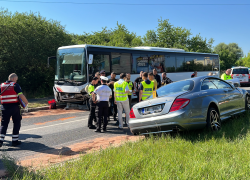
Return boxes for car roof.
[186,76,229,92]
[232,66,248,69]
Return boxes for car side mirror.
[88,54,93,64]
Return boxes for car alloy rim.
[210,110,220,131]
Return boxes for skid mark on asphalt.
[34,116,77,125]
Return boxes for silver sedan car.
[129,76,250,135]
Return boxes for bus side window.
[111,53,131,74]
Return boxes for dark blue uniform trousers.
[95,101,109,131]
[0,105,22,142]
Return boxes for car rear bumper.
[129,109,206,135]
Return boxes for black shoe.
[12,141,21,146]
[89,125,96,129]
[94,129,101,133]
[102,129,107,133]
[115,121,119,126]
[124,123,128,127]
[118,127,123,130]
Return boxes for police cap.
[100,76,108,81]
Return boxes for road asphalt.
[0,109,131,176]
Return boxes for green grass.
[28,100,49,108]
[7,112,250,180]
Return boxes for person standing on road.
[139,72,154,102]
[134,71,143,103]
[0,73,28,147]
[153,68,161,88]
[107,72,118,121]
[161,72,173,86]
[87,77,99,129]
[148,72,157,90]
[221,69,232,80]
[92,76,112,133]
[126,73,134,109]
[114,73,130,129]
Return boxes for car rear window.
[147,80,194,99]
[232,68,249,74]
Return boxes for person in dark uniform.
[0,73,28,147]
[95,72,102,86]
[87,77,99,129]
[134,71,143,103]
[107,72,118,121]
[92,76,112,133]
[161,72,173,86]
[86,72,100,110]
[153,68,161,88]
[126,73,134,109]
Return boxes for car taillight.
[170,98,190,112]
[130,108,136,118]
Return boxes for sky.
[1,0,250,55]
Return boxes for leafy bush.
[0,10,72,97]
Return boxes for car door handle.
[223,90,229,93]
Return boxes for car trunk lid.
[133,91,188,119]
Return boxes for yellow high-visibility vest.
[141,81,154,100]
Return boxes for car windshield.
[56,48,86,82]
[147,80,194,99]
[232,68,249,74]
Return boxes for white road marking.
[20,117,88,133]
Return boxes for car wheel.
[207,107,221,131]
[246,95,250,111]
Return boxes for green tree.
[0,10,72,97]
[214,43,244,70]
[186,34,214,53]
[236,52,250,67]
[143,30,157,46]
[143,18,213,53]
[72,22,143,47]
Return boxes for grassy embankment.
[28,100,49,108]
[5,111,250,179]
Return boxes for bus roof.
[58,44,218,56]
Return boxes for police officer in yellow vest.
[114,73,130,129]
[139,72,154,102]
[126,73,134,109]
[87,77,99,129]
[221,69,232,80]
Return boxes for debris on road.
[20,135,143,169]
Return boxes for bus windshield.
[56,48,86,82]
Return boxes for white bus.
[51,44,219,103]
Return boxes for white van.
[231,66,250,86]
